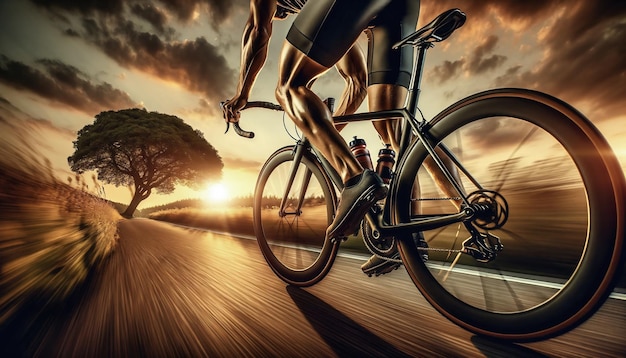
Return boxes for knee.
[348,74,367,100]
[275,83,286,104]
[275,79,292,106]
[353,72,367,94]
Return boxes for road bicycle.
[225,9,625,342]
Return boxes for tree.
[68,108,223,217]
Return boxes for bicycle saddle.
[393,8,466,49]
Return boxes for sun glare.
[203,183,230,204]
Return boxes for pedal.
[330,236,348,244]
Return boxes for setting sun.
[203,183,230,204]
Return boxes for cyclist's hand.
[222,96,247,124]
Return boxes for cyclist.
[223,0,439,276]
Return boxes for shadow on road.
[287,285,412,357]
[471,335,547,358]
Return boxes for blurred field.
[148,205,369,253]
[0,119,121,325]
[149,206,255,235]
[149,193,625,289]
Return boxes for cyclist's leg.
[361,0,462,275]
[367,0,463,210]
[360,0,421,275]
[275,0,391,240]
[276,43,387,240]
[365,0,419,155]
[276,0,387,183]
[369,84,404,153]
[363,87,464,275]
[305,43,367,121]
[333,44,368,120]
[275,44,361,183]
[369,85,463,208]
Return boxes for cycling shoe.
[361,233,428,277]
[326,170,387,241]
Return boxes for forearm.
[234,0,275,101]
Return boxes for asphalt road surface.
[3,218,625,357]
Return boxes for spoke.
[441,251,463,282]
[494,125,538,192]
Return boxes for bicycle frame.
[284,42,480,241]
[247,8,625,340]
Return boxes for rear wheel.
[394,89,624,341]
[254,146,338,286]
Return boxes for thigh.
[366,0,420,88]
[286,0,391,68]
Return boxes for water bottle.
[323,97,335,112]
[376,144,396,183]
[349,136,373,170]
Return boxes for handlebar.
[221,101,284,139]
[244,101,284,111]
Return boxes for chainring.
[361,219,399,259]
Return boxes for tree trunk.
[122,191,144,218]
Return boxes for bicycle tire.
[254,146,338,286]
[392,88,624,341]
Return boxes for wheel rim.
[254,149,337,285]
[394,93,621,339]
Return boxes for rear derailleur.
[461,223,503,263]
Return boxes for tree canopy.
[68,108,223,217]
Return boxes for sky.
[0,0,625,209]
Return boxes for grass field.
[0,120,121,325]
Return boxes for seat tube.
[406,44,430,116]
[398,45,430,161]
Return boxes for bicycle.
[224,9,625,342]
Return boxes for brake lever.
[220,101,255,139]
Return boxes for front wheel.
[254,146,338,286]
[393,88,624,341]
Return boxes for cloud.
[422,0,626,118]
[130,3,171,36]
[93,21,236,101]
[496,2,626,117]
[430,59,465,84]
[30,0,247,29]
[420,1,561,31]
[0,56,137,115]
[30,0,240,104]
[467,35,507,75]
[428,35,506,83]
[31,0,124,16]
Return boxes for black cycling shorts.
[286,0,420,88]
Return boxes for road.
[3,218,625,357]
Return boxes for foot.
[361,253,401,277]
[361,233,428,277]
[326,170,387,241]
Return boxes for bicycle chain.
[412,197,462,201]
[366,245,465,264]
[364,201,465,264]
